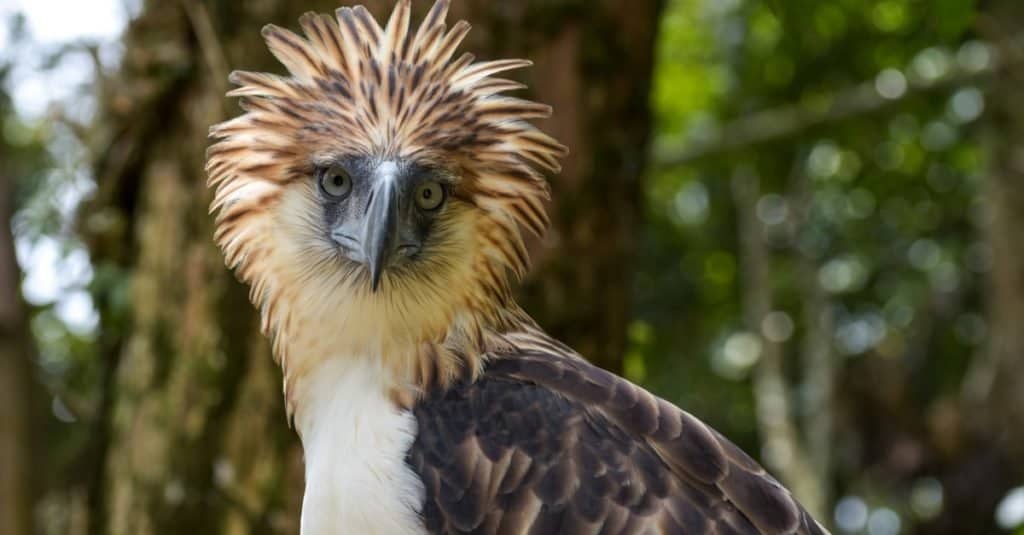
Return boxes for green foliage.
[639,0,1007,531]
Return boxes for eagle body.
[409,342,827,534]
[205,1,829,533]
[291,323,827,534]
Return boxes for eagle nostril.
[396,243,421,258]
[331,232,361,252]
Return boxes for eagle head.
[206,0,566,397]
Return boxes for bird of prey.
[206,1,828,533]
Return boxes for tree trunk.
[978,0,1024,465]
[83,2,338,533]
[0,161,38,535]
[87,1,662,532]
[448,0,664,373]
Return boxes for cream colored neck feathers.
[263,180,517,417]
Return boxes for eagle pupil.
[415,181,444,210]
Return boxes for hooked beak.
[362,176,400,292]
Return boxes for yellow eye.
[319,165,352,198]
[414,181,446,211]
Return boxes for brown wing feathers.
[491,349,825,534]
[408,344,827,534]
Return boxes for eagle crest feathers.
[207,0,567,405]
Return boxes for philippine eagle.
[206,1,828,533]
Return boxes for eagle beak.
[362,177,400,292]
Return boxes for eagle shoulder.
[406,346,827,534]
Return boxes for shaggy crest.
[206,0,567,401]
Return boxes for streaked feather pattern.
[410,327,829,534]
[209,0,564,242]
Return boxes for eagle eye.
[318,165,352,199]
[415,181,446,211]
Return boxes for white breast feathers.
[295,357,426,535]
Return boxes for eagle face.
[306,154,462,291]
[253,145,485,363]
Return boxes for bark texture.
[979,0,1024,465]
[86,1,663,533]
[449,0,665,374]
[83,2,334,533]
[0,161,38,535]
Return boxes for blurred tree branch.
[971,0,1024,469]
[179,0,229,97]
[790,159,836,517]
[731,166,827,521]
[655,61,996,168]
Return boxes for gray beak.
[362,177,399,292]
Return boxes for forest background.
[2,0,1023,533]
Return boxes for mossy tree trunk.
[87,1,662,533]
[979,0,1024,466]
[83,2,339,533]
[1,161,39,535]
